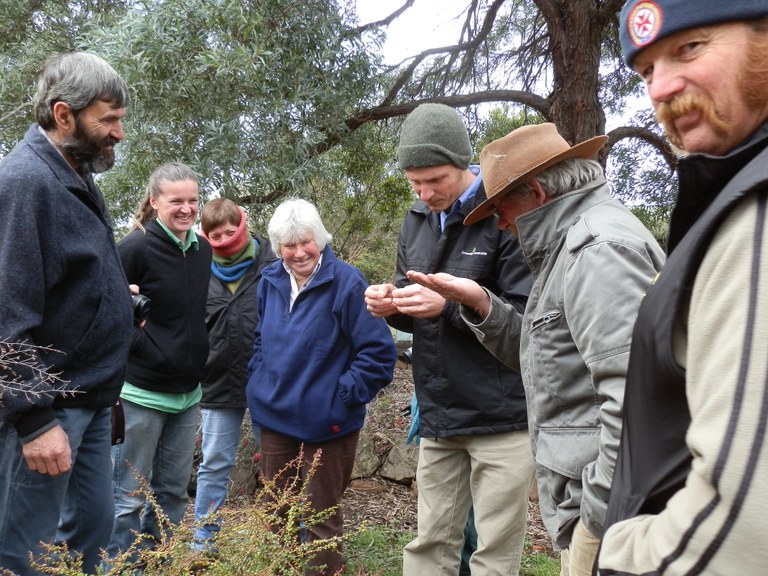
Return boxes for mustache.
[655,93,730,148]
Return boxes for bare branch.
[347,0,416,36]
[0,101,31,127]
[0,339,75,406]
[606,125,679,170]
[313,88,550,158]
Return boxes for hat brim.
[464,135,609,226]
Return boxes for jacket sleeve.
[461,289,524,372]
[337,272,398,407]
[385,218,415,334]
[565,236,662,537]
[599,195,768,574]
[117,233,145,354]
[0,172,59,433]
[445,227,531,336]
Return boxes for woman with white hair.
[246,198,397,575]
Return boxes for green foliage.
[86,0,383,222]
[630,204,671,251]
[520,551,561,576]
[474,105,545,157]
[27,453,348,576]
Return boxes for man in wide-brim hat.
[409,122,665,576]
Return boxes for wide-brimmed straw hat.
[464,123,608,225]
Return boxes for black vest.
[606,130,768,526]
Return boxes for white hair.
[267,198,332,255]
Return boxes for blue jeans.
[106,400,198,560]
[191,407,248,550]
[0,407,114,576]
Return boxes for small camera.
[131,294,151,326]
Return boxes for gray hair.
[268,198,332,255]
[33,52,130,130]
[509,158,604,200]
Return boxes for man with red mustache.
[598,2,768,574]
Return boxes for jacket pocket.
[536,427,600,478]
[530,309,562,333]
[535,427,600,548]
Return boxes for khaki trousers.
[403,430,534,576]
[559,519,600,576]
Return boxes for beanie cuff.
[397,144,471,170]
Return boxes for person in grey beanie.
[598,2,768,575]
[365,103,534,576]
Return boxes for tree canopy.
[0,0,676,267]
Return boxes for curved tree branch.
[606,125,679,170]
[313,88,551,157]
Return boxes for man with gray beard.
[0,52,133,575]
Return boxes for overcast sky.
[354,0,469,64]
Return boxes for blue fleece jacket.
[246,246,397,443]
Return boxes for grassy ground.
[344,525,560,576]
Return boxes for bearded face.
[59,114,119,174]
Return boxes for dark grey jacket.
[0,125,133,438]
[386,180,531,438]
[200,235,275,408]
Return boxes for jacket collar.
[264,244,337,287]
[516,176,609,274]
[409,179,489,232]
[671,121,768,251]
[26,124,110,225]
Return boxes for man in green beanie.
[365,103,534,575]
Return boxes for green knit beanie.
[397,103,472,170]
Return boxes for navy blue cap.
[620,1,768,66]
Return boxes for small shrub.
[26,453,350,576]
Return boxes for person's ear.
[52,101,75,131]
[530,180,548,206]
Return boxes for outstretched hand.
[365,281,447,319]
[390,283,446,319]
[406,271,491,318]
